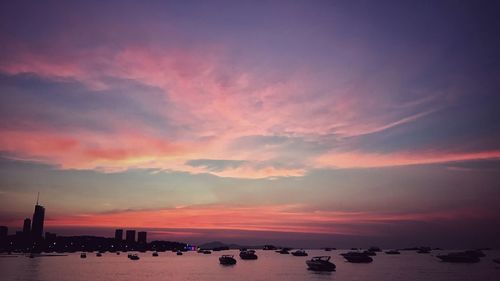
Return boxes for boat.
[324,248,332,252]
[276,248,290,254]
[219,255,237,265]
[437,252,480,263]
[80,252,87,258]
[385,250,401,255]
[417,247,431,254]
[341,252,373,263]
[306,256,336,271]
[202,250,212,254]
[465,250,485,258]
[263,245,277,250]
[116,252,120,255]
[493,258,500,264]
[96,252,102,257]
[363,250,377,256]
[291,250,308,256]
[368,246,381,252]
[176,251,183,256]
[152,252,159,257]
[239,250,258,260]
[129,254,140,260]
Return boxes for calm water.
[1,250,499,281]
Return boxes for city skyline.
[1,0,500,249]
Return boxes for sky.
[1,0,500,248]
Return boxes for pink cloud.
[0,39,482,177]
[316,150,500,169]
[44,204,492,236]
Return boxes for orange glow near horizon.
[41,205,491,237]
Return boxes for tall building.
[23,218,31,235]
[0,226,7,238]
[137,231,147,244]
[115,229,123,241]
[125,230,136,244]
[31,194,45,239]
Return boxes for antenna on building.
[36,192,40,205]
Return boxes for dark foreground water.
[1,250,499,281]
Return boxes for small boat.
[385,250,401,255]
[202,250,212,254]
[291,250,308,256]
[152,252,159,257]
[240,250,258,260]
[341,252,373,263]
[368,246,381,252]
[80,252,87,259]
[417,247,431,254]
[129,254,140,260]
[116,252,120,255]
[276,248,290,254]
[219,255,237,265]
[263,245,277,250]
[465,250,485,258]
[363,250,376,256]
[176,251,183,256]
[437,252,480,263]
[96,252,102,257]
[306,256,336,271]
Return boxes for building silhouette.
[0,226,7,238]
[125,230,136,244]
[138,231,147,244]
[115,229,123,241]
[23,218,31,235]
[31,194,45,239]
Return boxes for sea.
[1,249,499,281]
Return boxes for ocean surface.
[1,249,499,281]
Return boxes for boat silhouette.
[306,256,336,271]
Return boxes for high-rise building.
[23,218,31,235]
[115,229,123,241]
[137,231,147,244]
[125,230,136,244]
[0,226,7,238]
[31,194,45,239]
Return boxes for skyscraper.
[31,194,45,239]
[115,229,123,241]
[23,218,31,235]
[137,231,147,244]
[125,230,136,244]
[0,226,7,238]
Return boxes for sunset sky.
[1,0,499,248]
